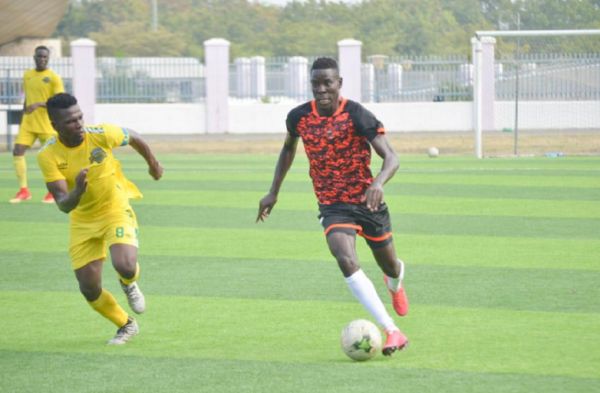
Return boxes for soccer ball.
[427,146,439,158]
[340,319,382,361]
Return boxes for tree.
[54,0,600,57]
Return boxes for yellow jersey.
[37,124,142,222]
[21,68,64,134]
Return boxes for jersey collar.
[310,97,347,118]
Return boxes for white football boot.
[107,317,139,345]
[120,281,146,314]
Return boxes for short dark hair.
[311,57,338,71]
[47,93,78,119]
[34,45,50,53]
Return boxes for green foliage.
[90,23,186,57]
[54,0,600,57]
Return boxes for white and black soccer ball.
[340,319,382,361]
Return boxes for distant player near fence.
[10,45,64,204]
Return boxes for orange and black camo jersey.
[286,98,385,205]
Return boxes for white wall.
[2,100,599,137]
[365,102,472,132]
[495,101,600,131]
[95,103,206,134]
[229,102,294,133]
[229,102,473,133]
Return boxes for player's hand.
[257,193,277,223]
[75,168,89,195]
[149,161,163,180]
[24,102,42,114]
[363,184,384,212]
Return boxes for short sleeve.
[101,124,129,148]
[286,114,298,137]
[347,101,385,141]
[37,142,65,183]
[286,102,311,138]
[52,71,65,94]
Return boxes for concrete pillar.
[204,38,230,133]
[234,57,251,98]
[287,56,308,101]
[361,63,375,103]
[250,56,266,99]
[387,63,403,98]
[71,38,96,124]
[337,39,362,102]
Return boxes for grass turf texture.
[0,151,599,393]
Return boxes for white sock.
[345,269,398,332]
[385,259,405,292]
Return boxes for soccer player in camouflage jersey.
[257,57,409,356]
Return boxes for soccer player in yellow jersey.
[11,45,65,204]
[38,93,163,345]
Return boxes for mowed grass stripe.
[1,221,598,271]
[2,351,597,393]
[99,166,600,189]
[112,153,599,172]
[2,252,598,314]
[1,290,599,379]
[3,154,599,187]
[2,186,599,222]
[135,204,600,239]
[131,182,600,219]
[3,202,599,239]
[133,190,600,220]
[113,178,600,202]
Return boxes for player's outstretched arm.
[47,168,88,213]
[128,130,163,181]
[257,134,298,222]
[364,135,399,211]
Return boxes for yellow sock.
[13,156,27,188]
[119,263,140,286]
[88,289,129,327]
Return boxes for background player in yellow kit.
[11,45,64,204]
[38,93,163,345]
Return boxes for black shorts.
[318,202,393,249]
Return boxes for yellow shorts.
[69,207,139,270]
[15,127,56,147]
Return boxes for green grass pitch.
[1,150,599,392]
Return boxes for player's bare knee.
[382,260,401,278]
[12,144,27,156]
[336,255,360,277]
[114,258,137,279]
[79,283,102,302]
